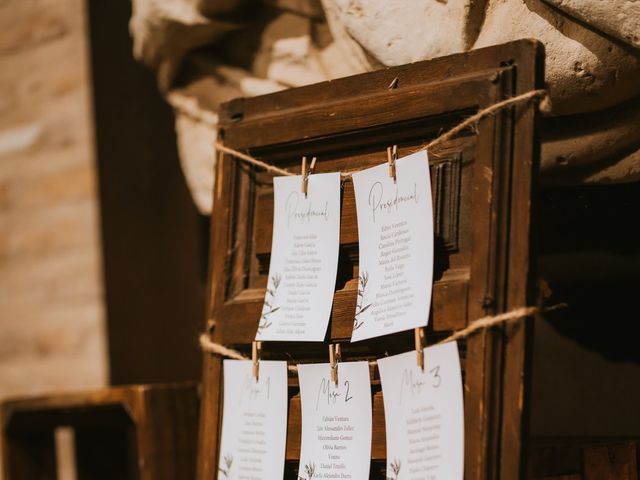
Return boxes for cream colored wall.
[0,0,107,401]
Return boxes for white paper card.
[218,360,288,480]
[256,173,341,342]
[350,150,434,342]
[297,362,372,479]
[377,342,464,480]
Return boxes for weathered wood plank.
[223,75,493,148]
[214,270,469,343]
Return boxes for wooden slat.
[215,269,468,344]
[223,75,493,148]
[219,40,541,122]
[197,139,236,480]
[498,41,544,480]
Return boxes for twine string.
[200,88,554,371]
[214,89,549,179]
[199,303,565,372]
[422,89,549,152]
[216,143,293,177]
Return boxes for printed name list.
[256,173,341,342]
[297,362,372,479]
[351,150,434,342]
[218,360,288,479]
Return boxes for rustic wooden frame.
[198,40,544,479]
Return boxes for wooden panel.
[224,76,492,148]
[199,40,543,479]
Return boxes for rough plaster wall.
[130,0,640,214]
[0,0,107,420]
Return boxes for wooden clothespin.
[387,145,398,183]
[329,343,342,385]
[415,328,425,371]
[252,341,262,381]
[301,156,317,197]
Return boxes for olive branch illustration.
[387,458,401,480]
[218,453,233,479]
[298,461,316,479]
[258,274,281,332]
[353,271,372,330]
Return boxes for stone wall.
[130,0,640,214]
[0,0,107,407]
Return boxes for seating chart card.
[377,342,464,480]
[297,362,373,479]
[256,173,342,342]
[350,151,434,342]
[218,360,288,479]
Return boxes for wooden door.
[198,39,544,479]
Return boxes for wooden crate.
[198,40,544,479]
[1,383,199,480]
